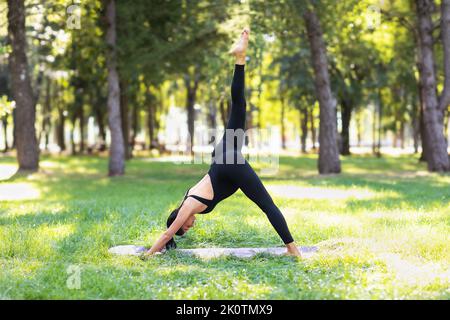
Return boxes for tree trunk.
[7,0,39,171]
[310,107,316,150]
[146,86,156,149]
[303,8,341,174]
[219,97,227,127]
[79,95,85,153]
[185,73,199,155]
[131,102,139,152]
[356,111,362,147]
[415,0,450,171]
[43,77,51,151]
[300,107,308,153]
[105,0,125,176]
[147,103,155,149]
[280,97,287,150]
[70,114,77,155]
[120,78,131,159]
[340,97,352,155]
[376,89,383,158]
[438,0,450,119]
[208,99,217,130]
[92,92,106,151]
[56,107,66,152]
[1,116,8,152]
[412,95,420,154]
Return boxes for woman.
[145,28,302,258]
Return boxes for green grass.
[0,153,449,299]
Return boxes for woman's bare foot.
[285,242,303,258]
[230,27,250,64]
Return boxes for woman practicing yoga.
[145,28,301,258]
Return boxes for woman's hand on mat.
[140,250,162,261]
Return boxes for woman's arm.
[145,200,194,255]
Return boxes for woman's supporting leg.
[228,160,295,244]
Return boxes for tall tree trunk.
[376,89,383,158]
[70,114,77,155]
[355,111,362,147]
[340,97,352,155]
[280,97,287,150]
[7,0,39,171]
[131,103,138,152]
[438,0,450,118]
[415,0,450,171]
[43,77,51,151]
[147,103,155,149]
[120,78,131,159]
[310,107,316,150]
[79,95,85,153]
[105,0,125,176]
[1,117,8,152]
[146,86,156,149]
[300,107,308,153]
[92,92,106,151]
[185,72,199,156]
[208,99,217,130]
[56,107,66,152]
[303,7,341,174]
[219,97,227,127]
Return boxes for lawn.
[0,154,449,299]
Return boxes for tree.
[7,0,39,171]
[415,0,450,171]
[104,0,125,176]
[302,3,341,174]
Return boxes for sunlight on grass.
[379,253,450,286]
[267,184,386,200]
[0,182,40,201]
[0,164,18,180]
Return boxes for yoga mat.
[108,245,318,258]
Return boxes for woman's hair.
[165,208,184,250]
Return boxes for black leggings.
[200,64,294,245]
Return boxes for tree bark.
[303,8,341,174]
[310,107,316,150]
[146,86,156,149]
[376,89,383,158]
[120,78,131,159]
[131,101,139,152]
[185,72,199,155]
[415,0,450,171]
[339,97,352,155]
[438,0,450,118]
[1,116,8,152]
[56,107,66,152]
[70,113,77,155]
[7,0,39,170]
[208,99,217,130]
[300,107,308,153]
[105,0,125,176]
[79,94,85,153]
[280,97,287,150]
[219,97,227,127]
[42,77,51,151]
[92,92,107,151]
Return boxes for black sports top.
[180,187,215,214]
